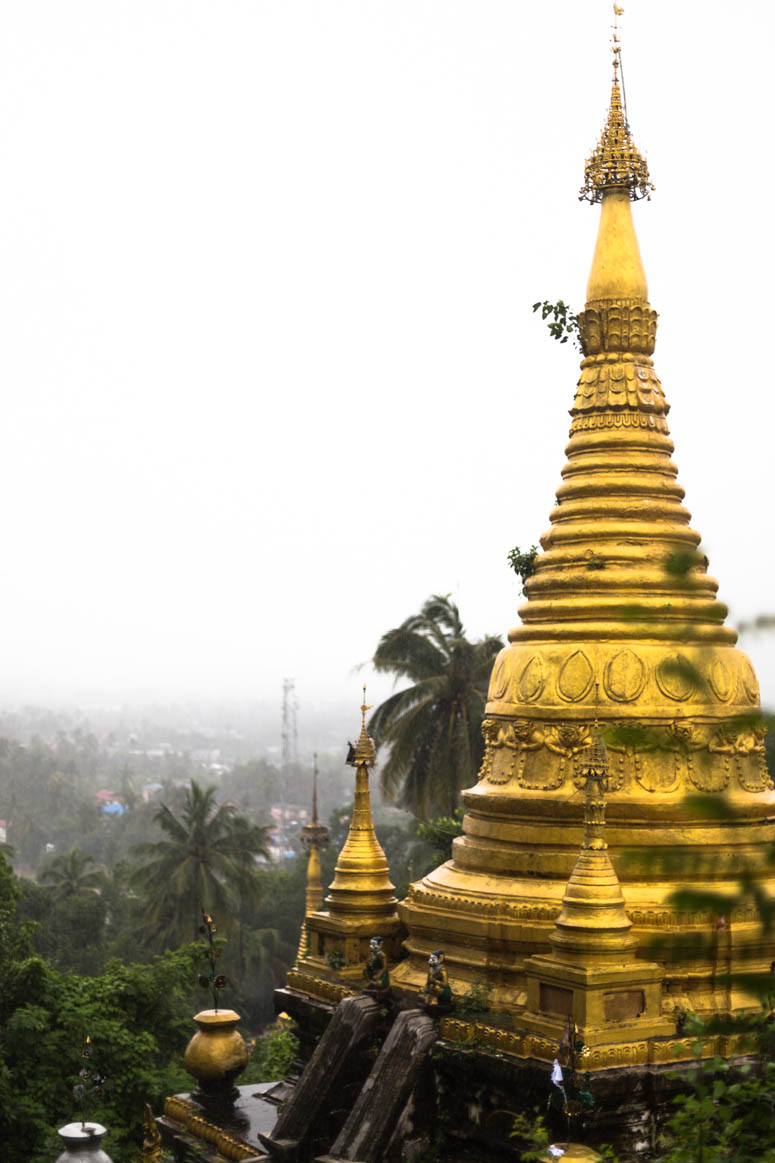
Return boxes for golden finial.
[612,4,624,73]
[300,753,329,853]
[360,684,372,729]
[347,686,377,767]
[579,4,654,203]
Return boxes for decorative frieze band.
[569,410,670,434]
[438,1017,746,1072]
[573,358,666,415]
[286,968,356,1006]
[163,1097,260,1161]
[488,647,760,711]
[476,716,771,795]
[403,883,760,929]
[577,300,658,355]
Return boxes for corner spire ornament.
[294,689,401,979]
[296,753,330,962]
[579,5,654,203]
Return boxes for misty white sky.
[1,1,773,714]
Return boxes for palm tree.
[369,594,503,818]
[38,848,105,901]
[129,779,269,949]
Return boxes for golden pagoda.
[296,753,330,963]
[394,29,774,1019]
[300,690,402,979]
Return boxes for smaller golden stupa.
[296,753,330,962]
[300,690,402,979]
[520,718,671,1048]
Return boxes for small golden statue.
[422,950,453,1013]
[139,1103,162,1162]
[363,935,390,999]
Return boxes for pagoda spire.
[296,753,329,963]
[393,12,771,1023]
[581,8,651,303]
[325,688,398,919]
[579,6,653,207]
[511,9,734,650]
[297,690,401,980]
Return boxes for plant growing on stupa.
[326,946,345,971]
[506,545,539,593]
[532,299,582,349]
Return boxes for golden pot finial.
[183,1009,248,1099]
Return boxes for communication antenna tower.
[281,678,298,824]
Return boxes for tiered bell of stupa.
[394,58,774,1016]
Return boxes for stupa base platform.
[270,981,758,1159]
[393,864,775,1019]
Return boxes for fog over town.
[1,0,772,723]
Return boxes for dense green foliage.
[242,1025,300,1084]
[658,1044,775,1162]
[0,852,195,1163]
[369,594,503,817]
[415,806,465,864]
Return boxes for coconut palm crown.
[368,594,503,819]
[38,848,105,901]
[130,779,269,949]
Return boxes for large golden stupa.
[393,50,774,1017]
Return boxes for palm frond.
[369,595,503,818]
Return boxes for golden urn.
[183,1009,248,1094]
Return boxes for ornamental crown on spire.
[346,686,376,767]
[579,6,654,203]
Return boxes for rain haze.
[1,1,773,724]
